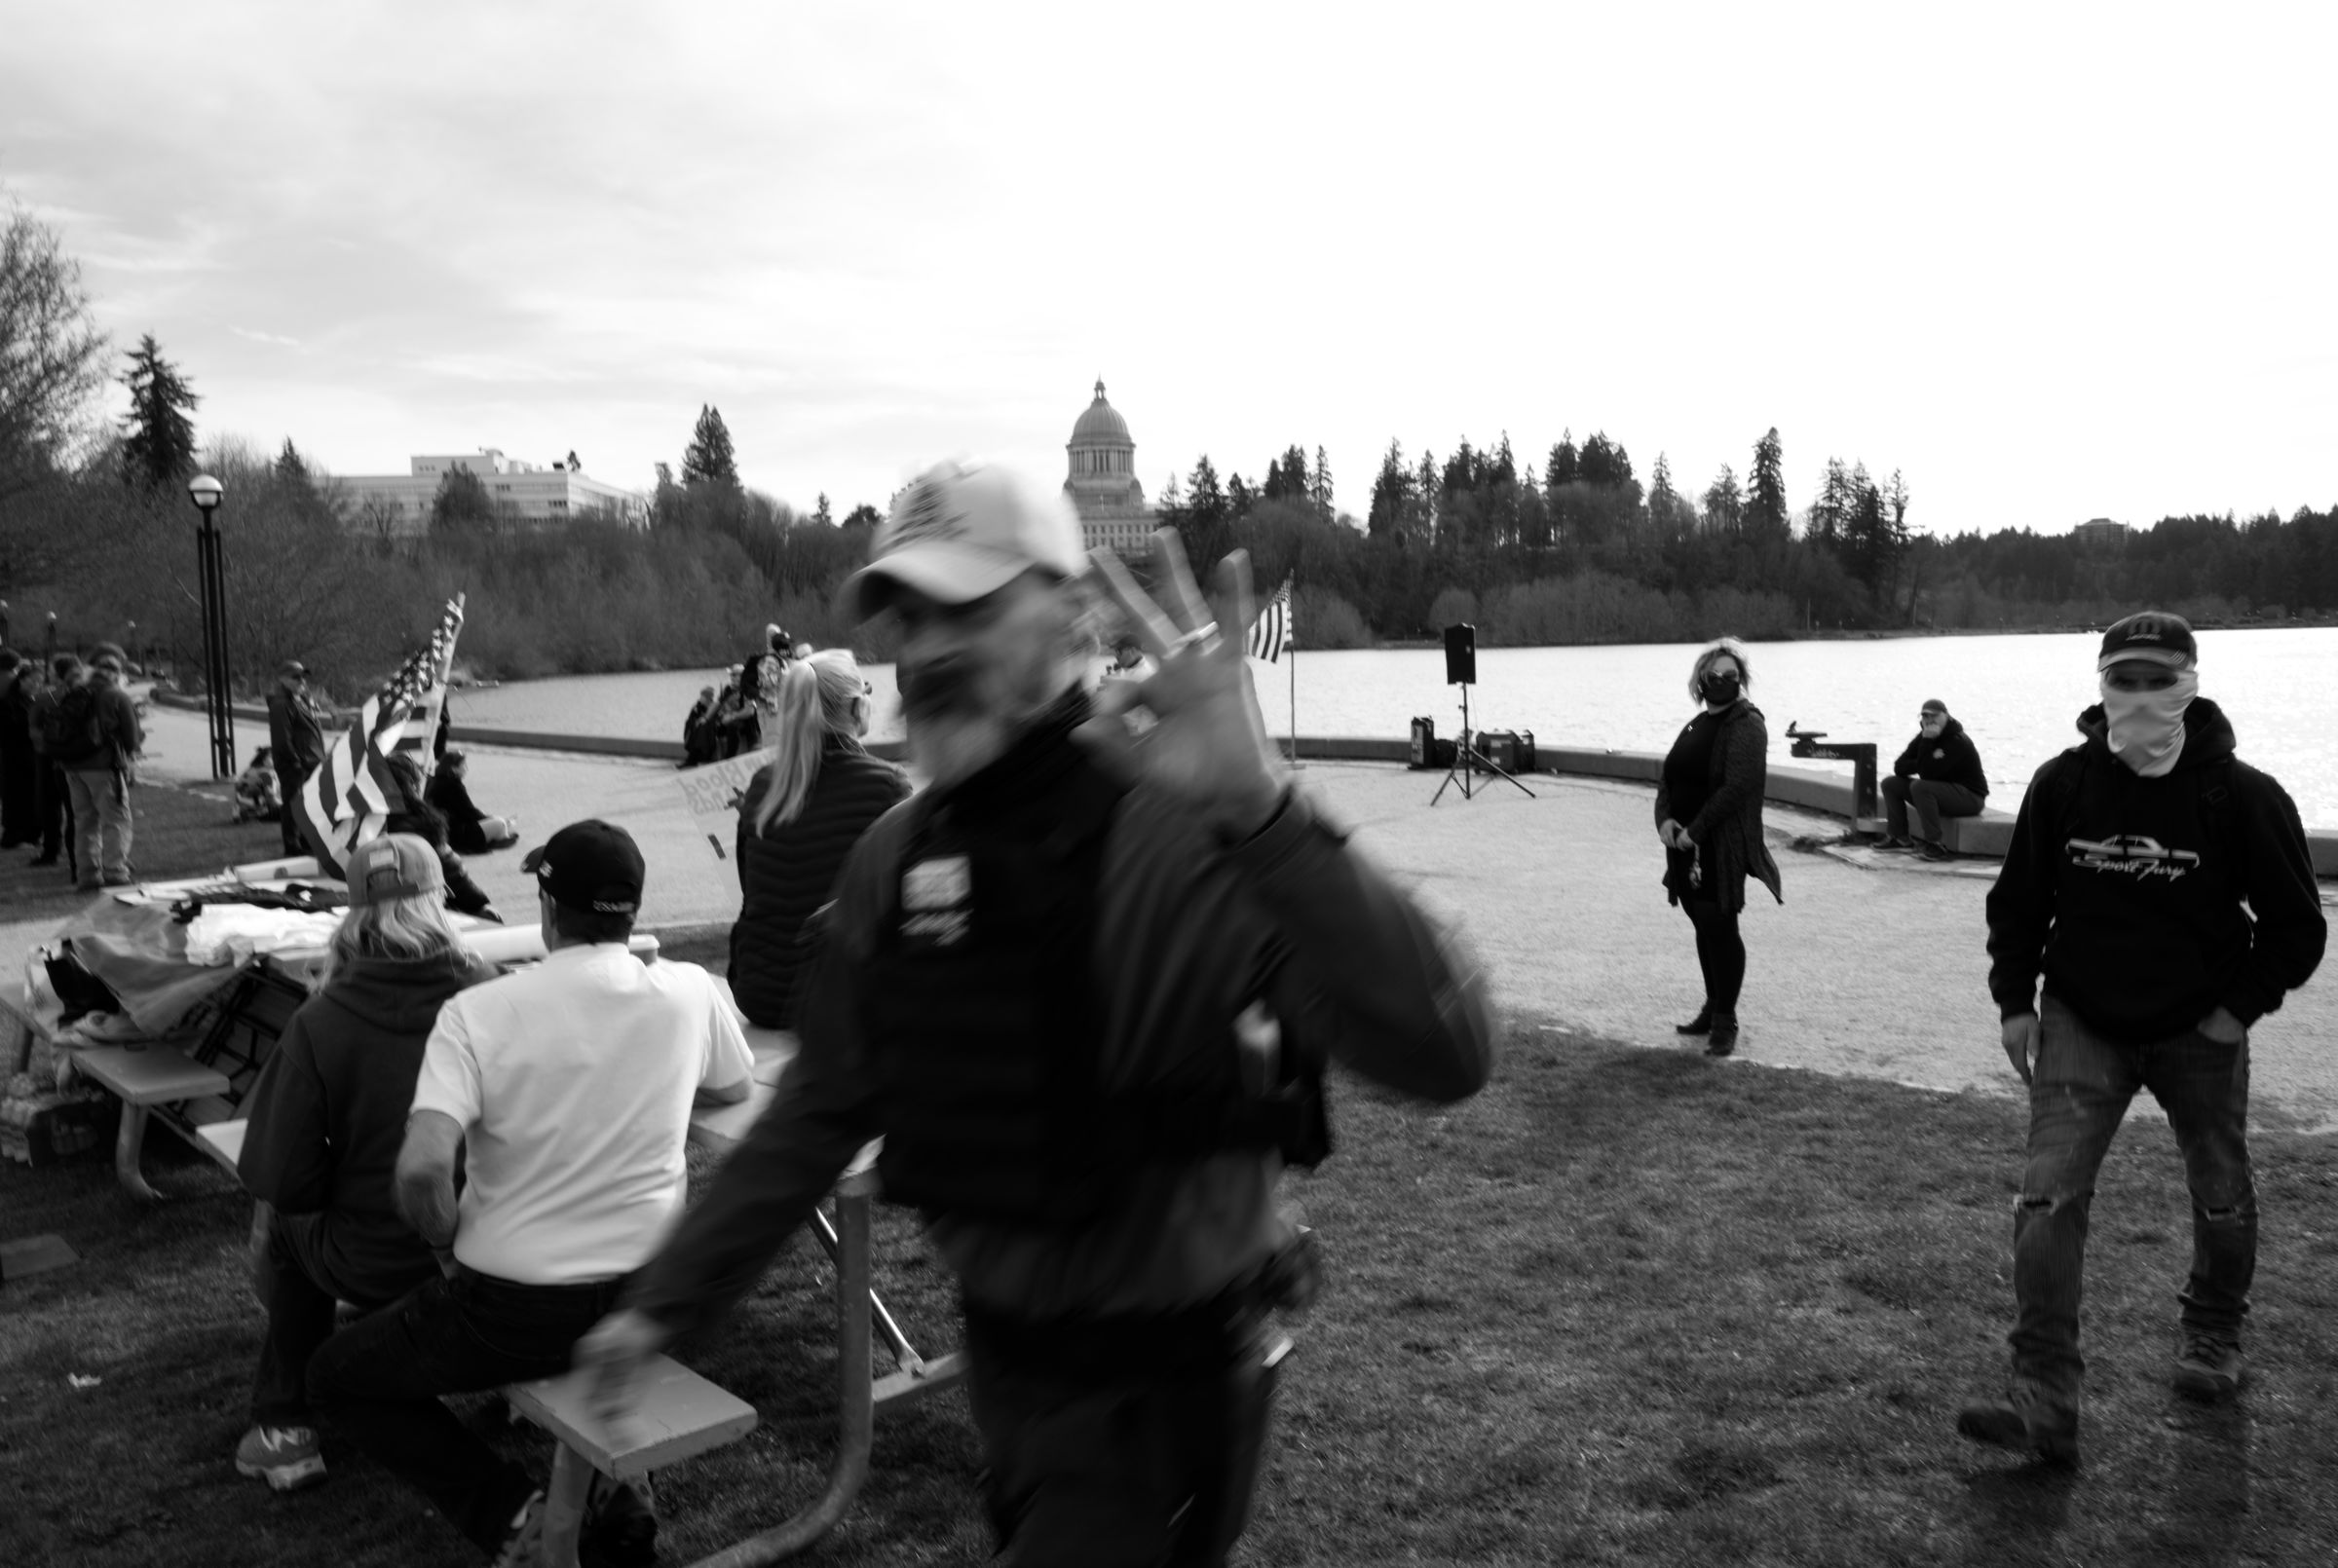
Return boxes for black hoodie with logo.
[1985,697,2324,1042]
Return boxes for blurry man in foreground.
[1963,612,2323,1465]
[578,460,1494,1564]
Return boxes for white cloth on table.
[181,905,347,967]
[408,943,754,1286]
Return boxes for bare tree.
[0,194,109,500]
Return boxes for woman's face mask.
[1700,667,1742,706]
[2099,665,2198,776]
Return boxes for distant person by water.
[1879,698,1989,859]
[726,649,908,1029]
[1960,611,2325,1466]
[680,685,719,767]
[1654,637,1783,1058]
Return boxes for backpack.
[40,686,105,764]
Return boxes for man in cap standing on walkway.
[1961,611,2324,1465]
[267,660,332,856]
[576,458,1494,1565]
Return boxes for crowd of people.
[18,458,2326,1563]
[0,641,142,887]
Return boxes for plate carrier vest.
[861,744,1329,1229]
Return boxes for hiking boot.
[1956,1380,2079,1465]
[1675,1006,1714,1036]
[1705,1016,1739,1057]
[490,1489,547,1568]
[234,1424,326,1491]
[2174,1335,2244,1401]
[1877,835,1915,850]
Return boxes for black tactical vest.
[861,725,1328,1229]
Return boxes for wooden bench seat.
[507,1355,759,1567]
[69,1045,235,1200]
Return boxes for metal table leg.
[686,1192,875,1567]
[113,1102,161,1201]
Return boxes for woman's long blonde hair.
[750,650,867,833]
[317,882,471,988]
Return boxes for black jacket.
[1986,697,2324,1041]
[266,688,329,778]
[1893,719,1988,798]
[425,769,495,856]
[728,738,911,1027]
[239,951,497,1286]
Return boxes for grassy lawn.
[0,776,288,922]
[5,966,2336,1565]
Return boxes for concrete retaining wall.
[152,690,2338,873]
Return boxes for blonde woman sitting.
[231,834,498,1492]
[729,650,910,1028]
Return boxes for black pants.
[0,736,35,845]
[276,769,307,855]
[307,1266,629,1554]
[249,1206,440,1428]
[32,757,66,860]
[962,1296,1283,1568]
[1682,897,1746,1017]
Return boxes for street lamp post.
[187,474,235,779]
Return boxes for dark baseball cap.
[2097,611,2197,671]
[521,819,645,915]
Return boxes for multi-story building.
[338,449,650,536]
[1063,381,1154,559]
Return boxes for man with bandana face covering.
[1960,612,2324,1465]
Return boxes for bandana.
[2099,668,2198,777]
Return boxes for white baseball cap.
[841,459,1087,620]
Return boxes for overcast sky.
[5,2,2331,534]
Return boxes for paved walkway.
[11,703,2336,1135]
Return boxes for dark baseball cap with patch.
[521,819,646,915]
[2096,611,2197,671]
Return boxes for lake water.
[439,628,2338,829]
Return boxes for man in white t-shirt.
[306,819,752,1568]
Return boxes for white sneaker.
[234,1424,326,1491]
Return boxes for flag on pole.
[1245,578,1294,663]
[293,594,467,877]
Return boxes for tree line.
[4,193,2333,699]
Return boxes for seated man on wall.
[305,820,753,1567]
[1879,698,1988,860]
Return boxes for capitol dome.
[1071,383,1131,444]
[1063,378,1150,557]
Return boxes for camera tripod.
[1430,684,1536,805]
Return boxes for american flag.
[1244,577,1294,663]
[292,595,467,877]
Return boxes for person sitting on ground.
[426,750,518,854]
[681,685,719,767]
[728,649,909,1029]
[234,746,284,824]
[232,833,498,1493]
[305,819,753,1567]
[1879,698,1989,859]
[382,752,497,920]
[713,670,755,758]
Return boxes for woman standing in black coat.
[729,650,910,1028]
[1654,638,1784,1057]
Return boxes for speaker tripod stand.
[1430,684,1536,805]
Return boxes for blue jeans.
[2011,995,2256,1397]
[306,1266,629,1554]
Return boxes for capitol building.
[1062,380,1154,559]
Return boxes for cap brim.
[520,844,549,876]
[840,542,1045,621]
[2097,647,2193,671]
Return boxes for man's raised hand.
[1087,530,1287,838]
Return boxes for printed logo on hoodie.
[2065,834,2201,881]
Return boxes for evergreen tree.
[275,437,310,484]
[1647,452,1684,538]
[682,404,738,487]
[1701,464,1744,536]
[430,465,497,535]
[1309,445,1334,520]
[813,492,833,527]
[1748,428,1789,544]
[1547,431,1579,487]
[118,333,199,490]
[1367,440,1412,538]
[841,503,883,532]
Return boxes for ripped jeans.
[2011,994,2256,1398]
